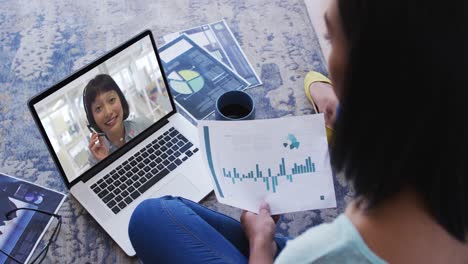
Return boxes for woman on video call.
[84,74,152,165]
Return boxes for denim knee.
[128,196,175,241]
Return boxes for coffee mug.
[215,90,255,120]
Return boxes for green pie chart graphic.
[168,69,205,95]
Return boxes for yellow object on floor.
[304,71,334,142]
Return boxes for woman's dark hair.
[83,74,130,132]
[332,0,467,241]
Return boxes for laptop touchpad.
[151,174,200,198]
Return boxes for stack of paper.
[158,20,262,121]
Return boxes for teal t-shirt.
[275,214,387,264]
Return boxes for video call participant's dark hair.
[331,0,467,242]
[83,74,130,133]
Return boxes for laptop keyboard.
[90,127,199,214]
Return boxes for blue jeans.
[128,196,287,264]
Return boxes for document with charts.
[198,114,337,214]
[158,34,250,122]
[161,20,262,88]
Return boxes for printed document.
[161,20,262,88]
[159,34,250,121]
[198,114,337,214]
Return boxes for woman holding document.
[128,0,468,263]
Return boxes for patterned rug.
[0,0,352,262]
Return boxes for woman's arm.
[241,202,278,264]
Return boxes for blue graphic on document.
[222,156,316,193]
[283,134,300,150]
[168,69,205,95]
[203,127,318,196]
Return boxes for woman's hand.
[88,133,109,161]
[241,202,278,264]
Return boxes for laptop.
[28,30,213,256]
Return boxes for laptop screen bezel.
[28,30,177,189]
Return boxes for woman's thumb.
[259,201,271,215]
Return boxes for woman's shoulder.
[275,214,386,264]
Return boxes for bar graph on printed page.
[198,115,337,215]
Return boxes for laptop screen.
[32,34,173,183]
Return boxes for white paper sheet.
[161,20,262,88]
[198,114,337,214]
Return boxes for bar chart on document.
[198,115,337,214]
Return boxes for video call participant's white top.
[88,116,152,166]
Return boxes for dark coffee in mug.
[220,104,252,119]
[215,90,255,120]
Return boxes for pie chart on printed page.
[168,69,205,95]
